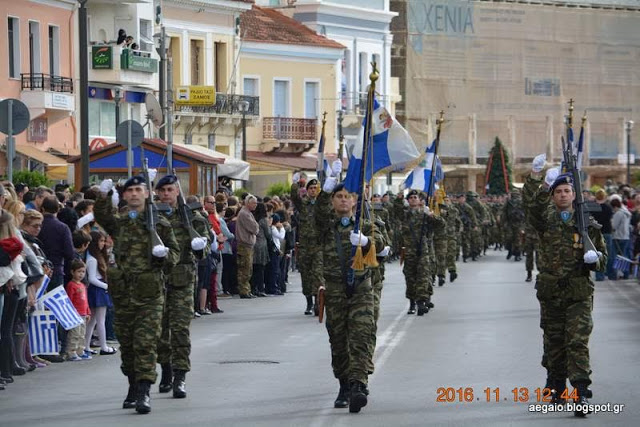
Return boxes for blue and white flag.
[576,125,585,170]
[29,310,59,355]
[42,285,83,331]
[344,98,420,193]
[35,275,50,301]
[402,140,444,194]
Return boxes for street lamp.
[113,88,122,130]
[238,100,249,162]
[626,120,634,185]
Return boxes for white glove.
[350,231,369,247]
[191,237,207,251]
[99,179,113,194]
[583,250,599,264]
[77,212,94,230]
[331,160,343,177]
[544,167,561,187]
[377,246,391,257]
[323,176,338,193]
[111,190,120,207]
[292,172,300,184]
[152,245,169,258]
[532,153,546,173]
[148,168,158,183]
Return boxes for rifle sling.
[334,228,349,287]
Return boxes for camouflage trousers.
[366,266,384,375]
[436,240,448,276]
[237,244,254,296]
[524,234,539,272]
[537,280,594,386]
[403,254,432,300]
[157,264,195,372]
[110,269,165,383]
[507,228,524,255]
[297,245,321,297]
[325,277,375,385]
[447,237,458,273]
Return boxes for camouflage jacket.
[94,194,180,274]
[442,204,462,238]
[291,183,318,247]
[457,202,478,229]
[159,208,211,267]
[503,198,525,229]
[392,198,446,257]
[524,175,607,280]
[315,191,385,289]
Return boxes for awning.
[15,145,68,180]
[174,143,250,181]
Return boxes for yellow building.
[239,5,345,195]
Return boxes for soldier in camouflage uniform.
[393,190,445,315]
[502,189,526,262]
[456,194,478,262]
[443,195,462,282]
[382,192,400,260]
[291,175,322,315]
[316,175,384,414]
[466,191,489,258]
[154,175,211,399]
[95,176,180,414]
[524,159,606,417]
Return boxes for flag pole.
[426,111,445,211]
[317,111,328,185]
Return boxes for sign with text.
[28,117,48,142]
[175,86,216,106]
[92,45,113,69]
[120,49,158,73]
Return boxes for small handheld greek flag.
[29,310,59,355]
[42,285,83,331]
[613,255,632,274]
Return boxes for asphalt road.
[1,250,639,427]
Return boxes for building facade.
[392,0,640,192]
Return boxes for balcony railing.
[263,117,317,141]
[21,73,74,93]
[175,94,260,116]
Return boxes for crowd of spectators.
[0,178,300,391]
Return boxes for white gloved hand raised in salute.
[292,172,301,184]
[323,176,338,193]
[99,179,113,195]
[350,231,369,247]
[544,167,561,188]
[532,153,546,173]
[331,159,343,177]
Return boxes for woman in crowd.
[84,230,116,356]
[611,196,631,280]
[222,207,238,295]
[251,203,270,297]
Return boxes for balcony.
[88,44,158,88]
[20,73,75,123]
[174,94,259,130]
[262,117,317,153]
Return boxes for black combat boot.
[417,300,429,316]
[426,297,434,309]
[407,300,416,315]
[506,250,512,260]
[159,363,172,393]
[526,271,532,282]
[135,380,152,414]
[449,271,457,283]
[544,377,566,404]
[349,380,368,413]
[514,251,522,261]
[334,379,350,408]
[304,296,313,315]
[173,370,187,398]
[573,382,593,417]
[462,256,467,263]
[438,275,445,287]
[123,376,137,409]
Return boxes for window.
[273,80,290,117]
[139,19,153,52]
[48,26,60,76]
[243,77,258,96]
[89,100,116,138]
[304,81,319,119]
[359,52,368,95]
[190,40,203,85]
[29,21,41,74]
[215,42,227,92]
[8,17,20,78]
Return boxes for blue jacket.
[38,213,74,276]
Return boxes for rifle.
[561,100,598,255]
[337,110,345,181]
[140,149,165,254]
[172,168,203,242]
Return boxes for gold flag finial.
[322,111,327,126]
[370,61,379,84]
[437,110,445,127]
[568,99,575,128]
[582,110,587,125]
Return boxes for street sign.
[175,86,216,105]
[0,98,30,135]
[92,45,113,69]
[116,120,145,149]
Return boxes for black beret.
[123,175,146,191]
[407,189,419,197]
[331,182,347,196]
[156,174,178,189]
[550,173,574,193]
[306,179,319,190]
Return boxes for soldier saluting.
[154,175,210,399]
[524,153,606,417]
[95,175,180,414]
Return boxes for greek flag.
[29,310,59,355]
[344,97,420,193]
[402,140,444,194]
[42,285,83,331]
[576,125,585,170]
[35,275,50,301]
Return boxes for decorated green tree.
[484,137,514,195]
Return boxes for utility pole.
[626,120,634,185]
[79,0,89,186]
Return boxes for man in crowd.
[235,195,259,298]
